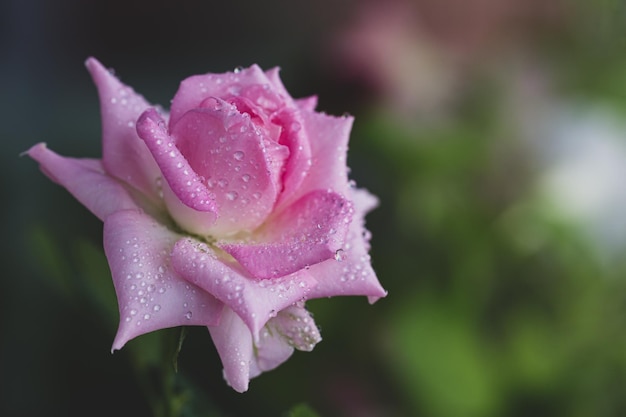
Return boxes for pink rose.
[28,58,386,392]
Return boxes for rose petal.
[135,108,218,234]
[248,322,294,380]
[171,103,288,235]
[267,304,322,352]
[85,58,161,202]
[250,304,321,379]
[26,143,140,220]
[263,67,290,102]
[306,188,387,302]
[208,307,255,393]
[295,96,318,111]
[208,304,320,393]
[103,210,224,351]
[220,190,353,279]
[169,65,274,129]
[272,108,313,209]
[294,111,354,201]
[171,238,318,341]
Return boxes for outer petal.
[295,96,318,111]
[85,58,162,201]
[220,190,353,279]
[306,188,387,302]
[265,303,321,352]
[171,238,318,341]
[209,304,321,393]
[169,65,275,129]
[278,111,354,210]
[171,103,287,235]
[27,143,139,220]
[208,307,255,393]
[104,210,224,351]
[249,304,320,378]
[135,109,218,234]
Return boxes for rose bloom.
[28,58,386,392]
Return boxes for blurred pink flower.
[334,0,563,118]
[28,58,386,392]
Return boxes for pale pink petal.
[27,143,139,220]
[171,238,318,341]
[135,108,218,234]
[170,103,287,235]
[248,325,294,380]
[85,58,161,201]
[209,304,321,393]
[279,111,354,209]
[169,65,273,129]
[103,210,224,351]
[295,96,318,111]
[263,67,291,102]
[220,190,352,279]
[250,304,321,377]
[208,307,255,393]
[307,188,387,302]
[272,108,312,209]
[267,304,321,352]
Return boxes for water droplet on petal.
[185,311,193,320]
[233,151,245,161]
[334,249,346,262]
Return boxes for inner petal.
[171,103,288,236]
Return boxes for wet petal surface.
[103,210,224,351]
[85,58,161,201]
[220,190,353,279]
[27,143,139,220]
[172,238,317,340]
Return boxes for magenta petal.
[169,65,273,129]
[220,190,353,279]
[307,188,387,302]
[27,143,139,220]
[103,210,224,351]
[85,58,161,200]
[171,238,318,340]
[171,105,287,235]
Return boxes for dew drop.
[153,304,161,312]
[334,249,346,262]
[226,191,238,201]
[184,311,193,320]
[233,151,245,161]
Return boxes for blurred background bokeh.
[3,0,626,416]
